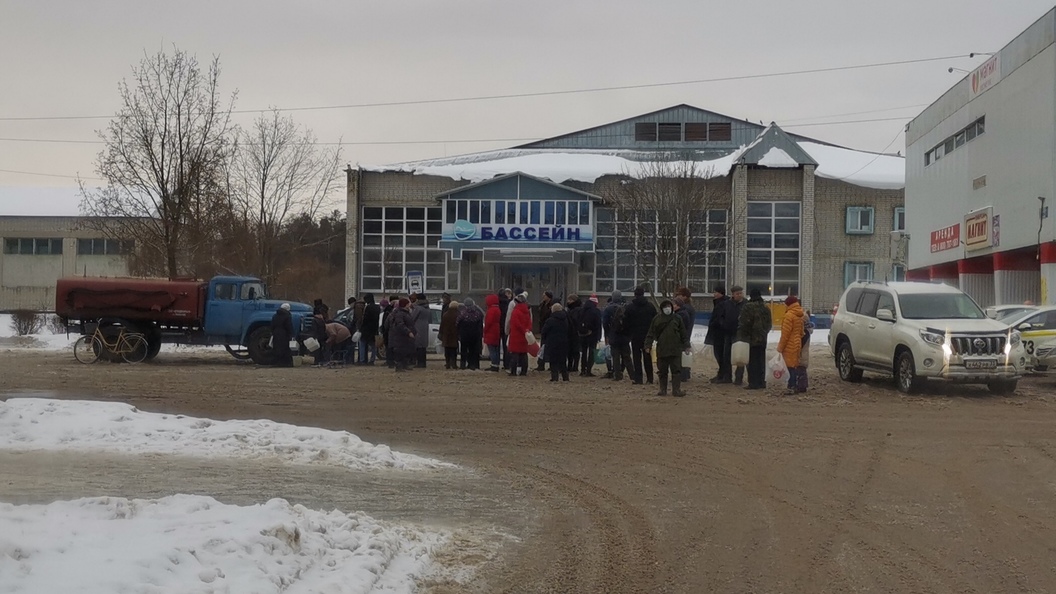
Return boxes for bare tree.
[225,110,342,285]
[606,159,730,299]
[80,47,235,277]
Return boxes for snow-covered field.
[0,398,452,471]
[0,495,447,594]
[0,313,230,354]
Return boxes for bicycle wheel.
[74,335,101,364]
[120,334,149,364]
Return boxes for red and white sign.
[930,224,960,253]
[965,207,993,251]
[969,55,1001,100]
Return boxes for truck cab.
[203,276,313,363]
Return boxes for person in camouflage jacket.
[736,288,772,390]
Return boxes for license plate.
[965,359,997,370]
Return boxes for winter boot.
[672,377,686,397]
[657,377,668,396]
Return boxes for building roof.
[361,105,905,190]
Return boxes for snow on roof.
[363,148,745,185]
[798,142,904,191]
[757,147,799,168]
[363,138,905,190]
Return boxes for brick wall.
[812,178,904,311]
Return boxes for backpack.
[611,303,628,335]
[577,309,593,337]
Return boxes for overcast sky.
[2,0,1054,215]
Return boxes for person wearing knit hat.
[602,288,632,381]
[737,287,772,390]
[785,295,799,306]
[589,294,599,303]
[729,285,747,385]
[270,302,295,367]
[536,291,554,371]
[611,289,623,301]
[625,284,658,384]
[387,297,416,371]
[439,299,460,369]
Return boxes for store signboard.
[443,219,593,243]
[969,55,1001,100]
[964,207,993,251]
[406,270,423,294]
[930,224,960,253]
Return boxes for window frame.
[844,261,875,288]
[893,207,906,232]
[845,206,875,235]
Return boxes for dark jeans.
[501,332,511,369]
[416,347,427,368]
[631,337,654,383]
[612,342,632,379]
[550,358,569,381]
[510,352,529,375]
[580,341,596,374]
[444,346,458,369]
[486,343,500,368]
[787,366,799,390]
[747,344,766,387]
[568,337,580,371]
[713,334,731,380]
[358,338,376,364]
[460,340,481,369]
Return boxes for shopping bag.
[767,353,787,382]
[731,341,750,366]
[267,336,274,348]
[681,350,693,368]
[594,345,607,365]
[351,331,362,343]
[527,342,540,357]
[525,331,537,345]
[537,344,546,361]
[304,337,320,352]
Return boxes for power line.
[0,168,103,181]
[0,54,968,122]
[0,115,918,147]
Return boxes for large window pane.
[544,201,555,225]
[385,207,403,220]
[774,203,800,217]
[480,200,491,224]
[580,202,591,225]
[774,235,799,249]
[495,201,506,224]
[469,200,480,224]
[774,219,799,233]
[520,202,528,225]
[456,200,467,221]
[556,202,566,225]
[530,201,541,224]
[445,201,456,224]
[748,203,772,217]
[747,219,772,233]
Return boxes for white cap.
[280,303,291,311]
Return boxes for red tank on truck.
[55,275,314,365]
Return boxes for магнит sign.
[965,208,993,251]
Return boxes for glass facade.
[746,201,800,297]
[360,206,459,293]
[594,207,727,294]
[444,198,591,226]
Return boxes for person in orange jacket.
[776,295,805,394]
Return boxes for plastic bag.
[537,344,546,361]
[731,341,750,366]
[525,331,537,345]
[351,331,362,343]
[681,350,693,368]
[595,344,609,364]
[527,342,540,357]
[767,352,787,382]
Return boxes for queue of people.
[274,284,814,397]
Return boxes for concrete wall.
[1,217,130,311]
[906,11,1056,270]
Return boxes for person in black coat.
[270,303,295,367]
[387,298,416,371]
[624,286,658,384]
[541,303,571,382]
[497,288,512,370]
[359,293,381,365]
[565,294,582,372]
[576,295,604,376]
[706,284,739,383]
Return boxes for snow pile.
[757,147,799,168]
[0,398,453,471]
[0,495,448,594]
[800,142,904,190]
[0,313,76,351]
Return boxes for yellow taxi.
[1005,306,1056,371]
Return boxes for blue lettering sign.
[540,228,550,240]
[495,227,508,240]
[553,227,565,240]
[481,227,494,240]
[567,228,581,241]
[524,228,537,240]
[509,227,522,240]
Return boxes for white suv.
[829,281,1027,394]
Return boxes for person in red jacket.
[507,291,533,376]
[483,293,503,372]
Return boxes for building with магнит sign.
[906,7,1056,306]
[346,104,905,315]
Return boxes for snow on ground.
[0,494,448,594]
[0,313,236,354]
[0,398,453,471]
[689,327,830,352]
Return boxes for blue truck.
[56,275,315,364]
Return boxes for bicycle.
[74,324,149,364]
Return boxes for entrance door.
[505,266,569,301]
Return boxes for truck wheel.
[895,350,925,394]
[141,324,162,361]
[836,340,864,382]
[988,379,1018,395]
[247,327,277,366]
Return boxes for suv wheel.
[987,379,1018,395]
[895,350,924,394]
[836,341,864,382]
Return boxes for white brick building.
[346,105,905,316]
